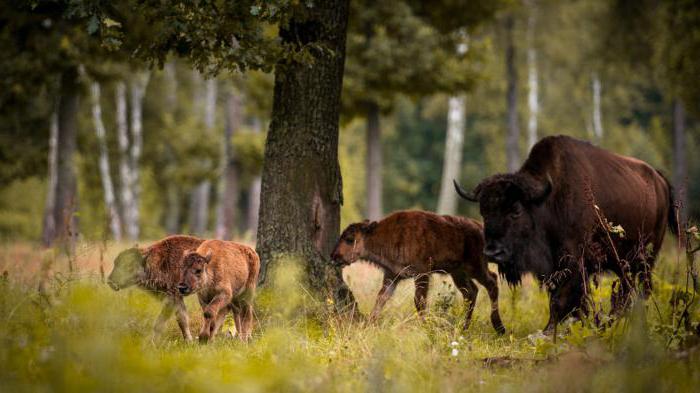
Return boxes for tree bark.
[365,101,383,220]
[215,88,241,240]
[505,14,520,172]
[115,81,136,240]
[52,68,80,247]
[673,99,688,226]
[90,82,123,240]
[526,1,539,150]
[256,0,356,310]
[128,71,150,240]
[42,108,59,246]
[592,72,603,141]
[437,94,466,215]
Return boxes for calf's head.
[178,249,213,295]
[107,247,146,291]
[330,220,378,266]
[454,174,552,282]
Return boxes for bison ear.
[526,174,552,205]
[204,250,213,263]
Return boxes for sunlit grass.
[0,241,699,392]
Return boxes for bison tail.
[659,170,681,237]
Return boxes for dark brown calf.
[331,210,505,334]
[178,240,260,342]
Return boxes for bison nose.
[177,284,190,295]
[484,243,506,262]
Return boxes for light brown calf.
[178,240,259,342]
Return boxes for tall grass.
[0,241,698,392]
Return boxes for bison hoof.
[199,334,210,343]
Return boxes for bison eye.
[195,269,203,275]
[344,238,354,244]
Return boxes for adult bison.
[454,135,677,332]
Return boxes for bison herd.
[108,135,678,341]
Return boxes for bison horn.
[530,174,553,203]
[453,179,479,202]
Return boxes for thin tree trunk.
[437,94,466,215]
[246,117,263,239]
[90,82,123,240]
[215,88,241,240]
[673,99,688,226]
[164,62,181,234]
[365,101,382,220]
[128,71,150,240]
[592,72,604,141]
[189,77,216,235]
[256,0,356,309]
[42,109,59,246]
[505,14,520,172]
[526,1,539,150]
[115,81,136,240]
[52,68,80,248]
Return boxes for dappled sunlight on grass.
[1,242,699,392]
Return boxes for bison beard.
[456,135,676,332]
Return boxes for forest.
[1,0,699,392]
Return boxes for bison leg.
[369,272,399,321]
[173,296,193,341]
[473,270,506,335]
[153,298,176,338]
[450,271,478,331]
[414,274,430,316]
[199,291,233,343]
[235,301,254,342]
[544,272,587,334]
[209,306,229,339]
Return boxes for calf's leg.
[173,296,193,341]
[153,298,175,338]
[450,270,478,331]
[473,270,506,335]
[235,300,254,342]
[369,272,399,321]
[199,291,233,343]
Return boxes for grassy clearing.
[1,241,699,392]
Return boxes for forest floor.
[1,240,699,392]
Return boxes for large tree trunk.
[365,101,382,220]
[436,94,466,215]
[673,99,688,226]
[526,1,539,150]
[505,14,520,172]
[115,81,137,240]
[189,76,216,235]
[215,88,241,240]
[42,109,59,246]
[256,0,356,309]
[90,82,123,240]
[52,68,80,248]
[592,72,604,141]
[128,71,150,240]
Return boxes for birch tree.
[505,14,521,172]
[41,110,59,246]
[127,71,150,239]
[115,81,136,239]
[526,0,539,150]
[215,88,241,240]
[591,72,603,140]
[90,81,122,240]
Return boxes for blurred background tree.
[0,0,697,279]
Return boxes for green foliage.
[1,243,699,391]
[0,177,45,240]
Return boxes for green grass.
[0,241,699,392]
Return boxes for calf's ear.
[204,250,213,263]
[363,221,378,234]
